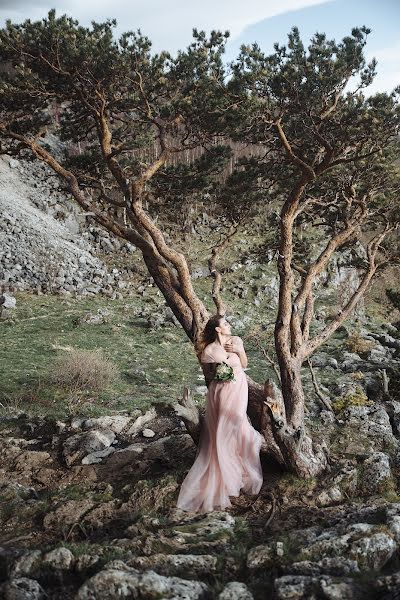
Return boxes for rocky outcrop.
[0,155,134,296]
[75,564,209,600]
[0,329,400,600]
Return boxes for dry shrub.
[345,332,376,356]
[52,348,118,393]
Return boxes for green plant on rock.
[376,476,400,499]
[332,385,373,414]
[57,483,93,502]
[91,488,114,503]
[229,516,253,562]
[279,472,318,495]
[98,546,128,564]
[62,541,94,557]
[0,498,19,522]
[277,534,303,566]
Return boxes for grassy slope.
[1,224,398,421]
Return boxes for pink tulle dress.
[176,336,264,513]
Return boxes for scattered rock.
[81,447,116,464]
[142,428,155,438]
[0,577,46,600]
[9,552,42,578]
[82,415,133,434]
[128,553,218,578]
[0,293,16,309]
[0,156,131,296]
[218,581,254,599]
[287,557,360,577]
[62,429,116,466]
[43,499,95,533]
[75,565,209,599]
[75,554,101,572]
[42,547,75,570]
[125,408,157,437]
[359,452,392,495]
[316,486,343,507]
[301,523,397,572]
[247,541,283,570]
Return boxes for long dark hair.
[195,314,224,360]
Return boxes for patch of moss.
[262,534,303,567]
[279,472,318,495]
[59,541,93,557]
[376,476,400,498]
[91,489,114,503]
[57,483,93,502]
[332,385,373,414]
[174,527,231,544]
[98,545,128,564]
[145,539,179,554]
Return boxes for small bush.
[332,385,373,414]
[0,393,25,416]
[345,332,376,356]
[51,348,118,393]
[350,371,365,381]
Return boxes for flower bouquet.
[214,361,236,384]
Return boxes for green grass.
[0,274,282,420]
[0,291,206,419]
[0,220,396,423]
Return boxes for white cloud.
[0,0,334,52]
[369,41,400,64]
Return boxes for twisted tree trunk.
[0,130,329,477]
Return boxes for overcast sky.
[0,0,399,95]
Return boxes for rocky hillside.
[0,148,137,298]
[1,394,400,599]
[0,282,400,598]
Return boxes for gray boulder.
[42,547,75,570]
[82,415,133,434]
[0,577,46,600]
[218,581,254,599]
[128,553,218,578]
[359,452,392,495]
[81,447,116,464]
[0,293,16,309]
[9,552,42,578]
[62,429,116,466]
[75,565,209,599]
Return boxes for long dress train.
[176,336,264,513]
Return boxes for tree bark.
[278,357,305,430]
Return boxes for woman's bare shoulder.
[202,342,216,356]
[201,342,224,362]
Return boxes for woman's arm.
[237,348,248,369]
[224,337,248,368]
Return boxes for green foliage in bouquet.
[214,362,236,383]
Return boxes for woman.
[176,314,264,513]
